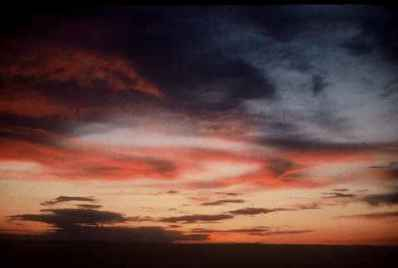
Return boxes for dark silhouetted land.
[2,239,398,268]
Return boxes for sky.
[1,6,398,245]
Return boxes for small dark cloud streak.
[229,207,293,216]
[338,211,398,220]
[40,196,96,206]
[191,227,313,236]
[362,192,398,206]
[201,199,245,206]
[160,214,234,224]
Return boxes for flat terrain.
[2,239,397,268]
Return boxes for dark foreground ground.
[2,239,398,268]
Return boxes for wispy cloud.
[229,207,293,216]
[201,199,245,206]
[191,227,313,236]
[160,214,234,224]
[362,191,398,206]
[41,196,97,206]
[337,211,398,220]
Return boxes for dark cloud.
[340,31,376,56]
[201,199,245,206]
[267,158,301,177]
[228,207,292,216]
[79,166,122,177]
[261,137,385,153]
[76,204,102,209]
[141,158,177,175]
[191,227,313,236]
[114,156,177,176]
[166,190,179,194]
[160,214,234,224]
[311,74,328,96]
[357,189,369,193]
[333,188,349,192]
[127,216,155,222]
[370,162,398,180]
[293,203,321,210]
[0,126,57,149]
[257,230,314,236]
[10,208,128,229]
[158,56,276,112]
[41,196,96,206]
[191,226,269,235]
[362,191,398,206]
[322,192,357,199]
[0,113,76,145]
[215,192,241,196]
[338,211,398,220]
[57,155,178,180]
[361,9,398,64]
[12,224,207,243]
[9,199,205,242]
[48,226,208,243]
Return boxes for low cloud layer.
[191,227,313,236]
[160,214,234,224]
[338,211,398,220]
[229,207,293,216]
[9,200,206,243]
[201,199,245,206]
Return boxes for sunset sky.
[1,6,398,245]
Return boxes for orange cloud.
[0,91,73,118]
[0,120,380,192]
[1,42,163,97]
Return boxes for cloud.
[338,211,398,220]
[191,226,269,235]
[256,230,314,236]
[10,208,129,229]
[40,196,96,206]
[370,162,398,180]
[0,44,163,98]
[293,202,321,210]
[166,190,179,194]
[237,9,398,147]
[76,204,103,209]
[228,207,292,216]
[0,91,74,118]
[148,53,276,111]
[311,74,329,96]
[340,31,376,56]
[333,188,349,192]
[215,192,241,196]
[260,137,383,154]
[9,196,207,242]
[201,199,245,206]
[267,158,301,177]
[168,224,181,229]
[191,227,313,236]
[0,116,69,148]
[160,214,234,224]
[127,216,155,222]
[322,192,357,199]
[362,191,398,206]
[48,226,208,242]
